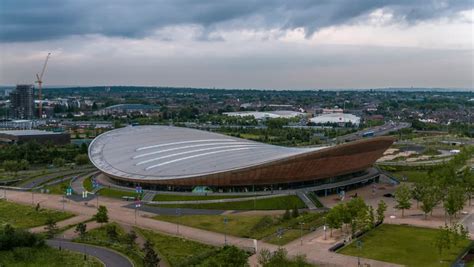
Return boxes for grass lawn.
[44,179,71,195]
[338,224,471,267]
[154,212,325,245]
[84,176,94,192]
[0,200,73,228]
[97,188,140,199]
[389,169,429,183]
[0,246,102,267]
[154,195,306,210]
[74,223,143,267]
[153,194,254,202]
[135,227,218,267]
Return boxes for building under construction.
[10,84,35,119]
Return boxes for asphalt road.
[336,122,411,142]
[21,168,96,189]
[47,239,133,267]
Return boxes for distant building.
[0,130,70,145]
[10,85,35,119]
[322,108,344,114]
[223,110,307,119]
[310,113,361,126]
[94,104,159,116]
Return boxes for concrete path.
[5,190,406,267]
[21,167,95,189]
[141,191,156,202]
[296,191,317,210]
[47,239,133,267]
[71,171,99,194]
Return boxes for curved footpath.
[47,239,133,267]
[5,190,403,266]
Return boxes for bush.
[74,154,90,165]
[0,224,44,251]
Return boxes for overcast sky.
[0,0,473,89]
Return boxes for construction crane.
[35,53,51,118]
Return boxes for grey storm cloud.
[0,0,472,42]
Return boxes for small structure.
[310,113,361,126]
[94,104,159,116]
[0,130,70,145]
[223,110,306,119]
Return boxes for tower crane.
[35,53,51,118]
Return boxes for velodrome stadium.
[89,126,395,193]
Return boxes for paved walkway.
[21,167,96,189]
[71,171,99,194]
[6,189,407,267]
[47,239,133,267]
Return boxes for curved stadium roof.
[89,125,327,181]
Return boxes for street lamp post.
[300,222,305,246]
[224,217,228,245]
[324,217,327,240]
[356,240,363,267]
[84,242,87,260]
[176,208,181,235]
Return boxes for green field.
[0,246,102,267]
[390,169,429,182]
[84,176,94,191]
[0,200,73,228]
[154,212,325,245]
[153,194,254,202]
[154,195,306,210]
[338,224,471,267]
[97,188,140,199]
[44,179,71,195]
[135,228,218,267]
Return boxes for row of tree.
[0,141,88,165]
[324,197,387,237]
[393,147,474,221]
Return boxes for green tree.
[201,246,249,267]
[434,225,451,257]
[462,168,474,206]
[376,200,387,223]
[74,222,87,239]
[367,206,375,229]
[142,239,160,267]
[394,184,412,217]
[2,160,21,176]
[124,230,137,249]
[291,206,299,218]
[282,209,291,221]
[325,206,343,237]
[94,205,109,224]
[420,185,441,219]
[444,185,466,221]
[44,218,59,239]
[74,154,90,165]
[106,224,118,242]
[18,159,29,170]
[52,157,66,167]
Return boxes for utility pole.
[224,217,228,245]
[35,53,51,118]
[300,222,305,246]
